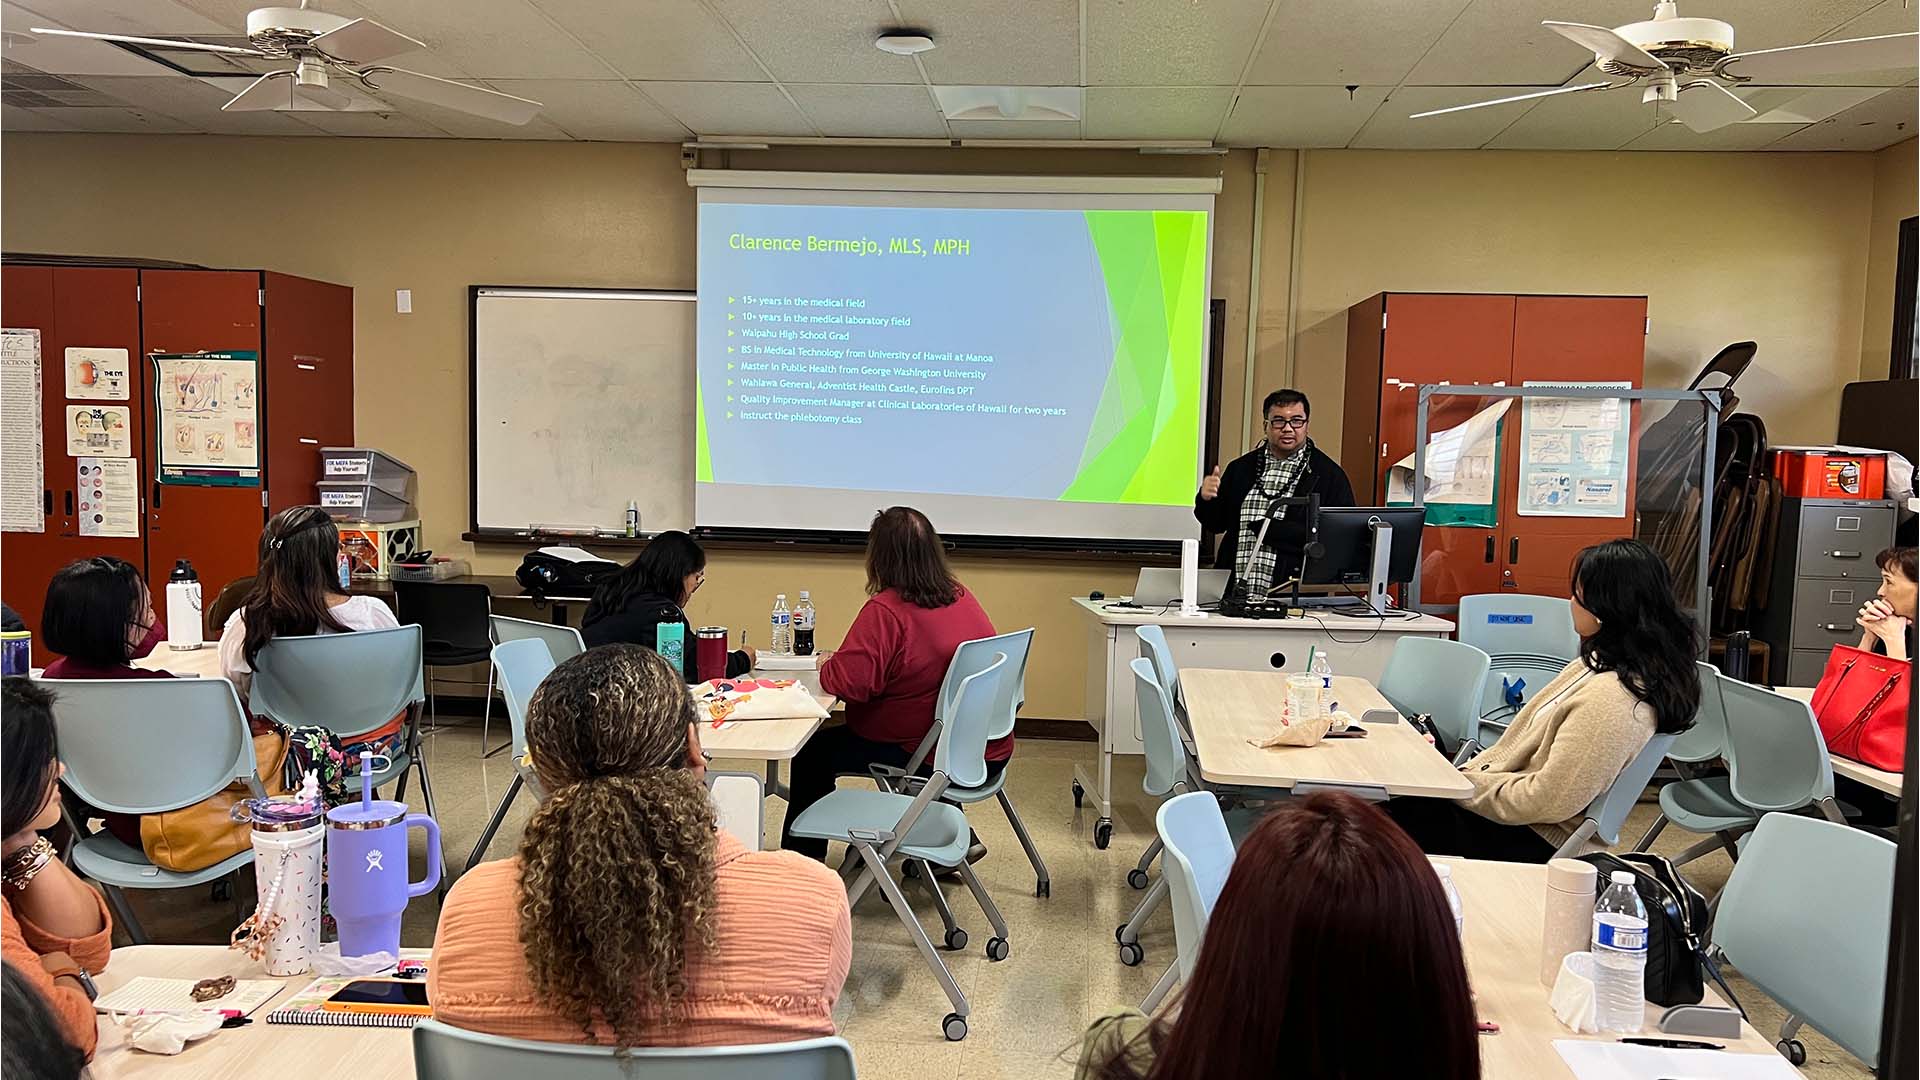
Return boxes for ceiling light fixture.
[875,30,935,56]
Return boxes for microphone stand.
[1222,493,1320,619]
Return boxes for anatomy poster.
[65,405,132,457]
[76,458,139,538]
[153,352,260,480]
[64,347,131,400]
[1518,382,1631,518]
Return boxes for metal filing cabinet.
[1758,497,1897,686]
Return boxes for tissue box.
[338,519,420,581]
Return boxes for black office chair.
[393,581,501,755]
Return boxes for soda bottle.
[793,591,816,656]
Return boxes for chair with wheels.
[1119,625,1186,898]
[786,654,1011,1041]
[42,677,266,944]
[1549,732,1677,859]
[1632,662,1728,851]
[1139,789,1238,1014]
[413,1018,858,1079]
[462,637,556,874]
[1711,813,1895,1069]
[1456,593,1579,745]
[1116,656,1211,970]
[395,581,497,752]
[1376,637,1493,755]
[1634,673,1844,869]
[490,614,586,665]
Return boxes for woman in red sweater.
[781,507,1007,860]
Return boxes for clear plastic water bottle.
[1591,870,1649,1033]
[792,591,815,656]
[1310,651,1334,717]
[770,594,792,655]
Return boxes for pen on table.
[1620,1037,1724,1050]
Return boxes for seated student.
[430,645,849,1046]
[1076,792,1478,1080]
[581,530,754,680]
[1,679,113,1063]
[39,557,171,680]
[1856,546,1915,661]
[3,960,88,1080]
[1388,538,1698,862]
[780,506,1003,860]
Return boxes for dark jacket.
[1194,443,1356,574]
[580,590,752,684]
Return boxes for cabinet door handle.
[1484,536,1495,563]
[152,482,162,509]
[1510,537,1520,564]
[41,490,51,515]
[1821,623,1852,633]
[62,490,74,515]
[1830,550,1862,559]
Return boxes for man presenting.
[1195,388,1355,602]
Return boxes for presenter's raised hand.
[1199,465,1223,500]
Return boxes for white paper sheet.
[1386,399,1511,505]
[1,328,45,533]
[77,458,139,538]
[1553,1039,1805,1080]
[64,346,131,400]
[94,976,282,1017]
[66,405,132,457]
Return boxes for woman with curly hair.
[428,644,851,1047]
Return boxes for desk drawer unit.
[1759,497,1894,687]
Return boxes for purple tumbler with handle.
[326,753,441,959]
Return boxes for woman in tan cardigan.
[429,645,850,1047]
[1388,539,1700,861]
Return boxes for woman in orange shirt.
[429,644,851,1047]
[2,678,112,1062]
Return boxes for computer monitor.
[1300,506,1426,615]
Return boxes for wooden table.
[1446,859,1799,1078]
[133,643,223,679]
[91,946,424,1080]
[1775,686,1903,796]
[1179,669,1475,800]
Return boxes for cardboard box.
[339,519,420,581]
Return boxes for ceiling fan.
[30,4,541,124]
[1412,1,1918,133]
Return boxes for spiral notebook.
[265,975,425,1028]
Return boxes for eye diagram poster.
[65,405,132,457]
[1519,382,1631,518]
[153,352,260,481]
[76,458,139,538]
[64,347,131,400]
[1,328,44,533]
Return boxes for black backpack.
[1579,851,1741,1012]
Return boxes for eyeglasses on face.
[1266,416,1308,430]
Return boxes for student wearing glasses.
[582,531,755,683]
[1194,389,1355,599]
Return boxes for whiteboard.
[471,288,694,534]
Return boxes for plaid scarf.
[1236,438,1315,598]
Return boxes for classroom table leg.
[765,759,789,801]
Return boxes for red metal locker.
[262,272,354,515]
[140,270,269,603]
[2,267,65,659]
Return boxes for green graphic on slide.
[1061,209,1207,506]
[695,382,713,483]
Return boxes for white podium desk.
[1070,596,1453,847]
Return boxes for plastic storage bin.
[319,447,415,501]
[318,481,414,523]
[1772,446,1887,500]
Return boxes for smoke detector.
[875,30,935,56]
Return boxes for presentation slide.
[694,186,1211,543]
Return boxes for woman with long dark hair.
[1,679,112,1063]
[430,645,849,1046]
[1389,537,1700,861]
[1077,792,1479,1080]
[581,530,754,682]
[779,507,1001,860]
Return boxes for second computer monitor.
[1301,506,1426,587]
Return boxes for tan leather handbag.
[140,729,290,873]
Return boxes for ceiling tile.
[1623,115,1808,149]
[1083,86,1231,140]
[1246,0,1470,86]
[1,3,188,76]
[523,0,762,81]
[353,0,610,78]
[8,0,226,36]
[786,83,946,138]
[1352,85,1553,148]
[637,79,813,137]
[68,73,320,133]
[1824,0,1920,38]
[1218,84,1391,146]
[11,104,202,132]
[1764,84,1916,148]
[400,95,573,138]
[947,117,1081,139]
[2,101,70,129]
[896,0,1078,86]
[703,0,917,85]
[1485,84,1656,148]
[280,109,446,136]
[1085,0,1269,87]
[485,78,687,140]
[1720,0,1885,52]
[1405,0,1650,86]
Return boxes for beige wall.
[1860,138,1917,381]
[0,134,1252,719]
[1268,149,1878,453]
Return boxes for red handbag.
[1809,644,1910,773]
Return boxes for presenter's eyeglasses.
[1267,417,1308,430]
